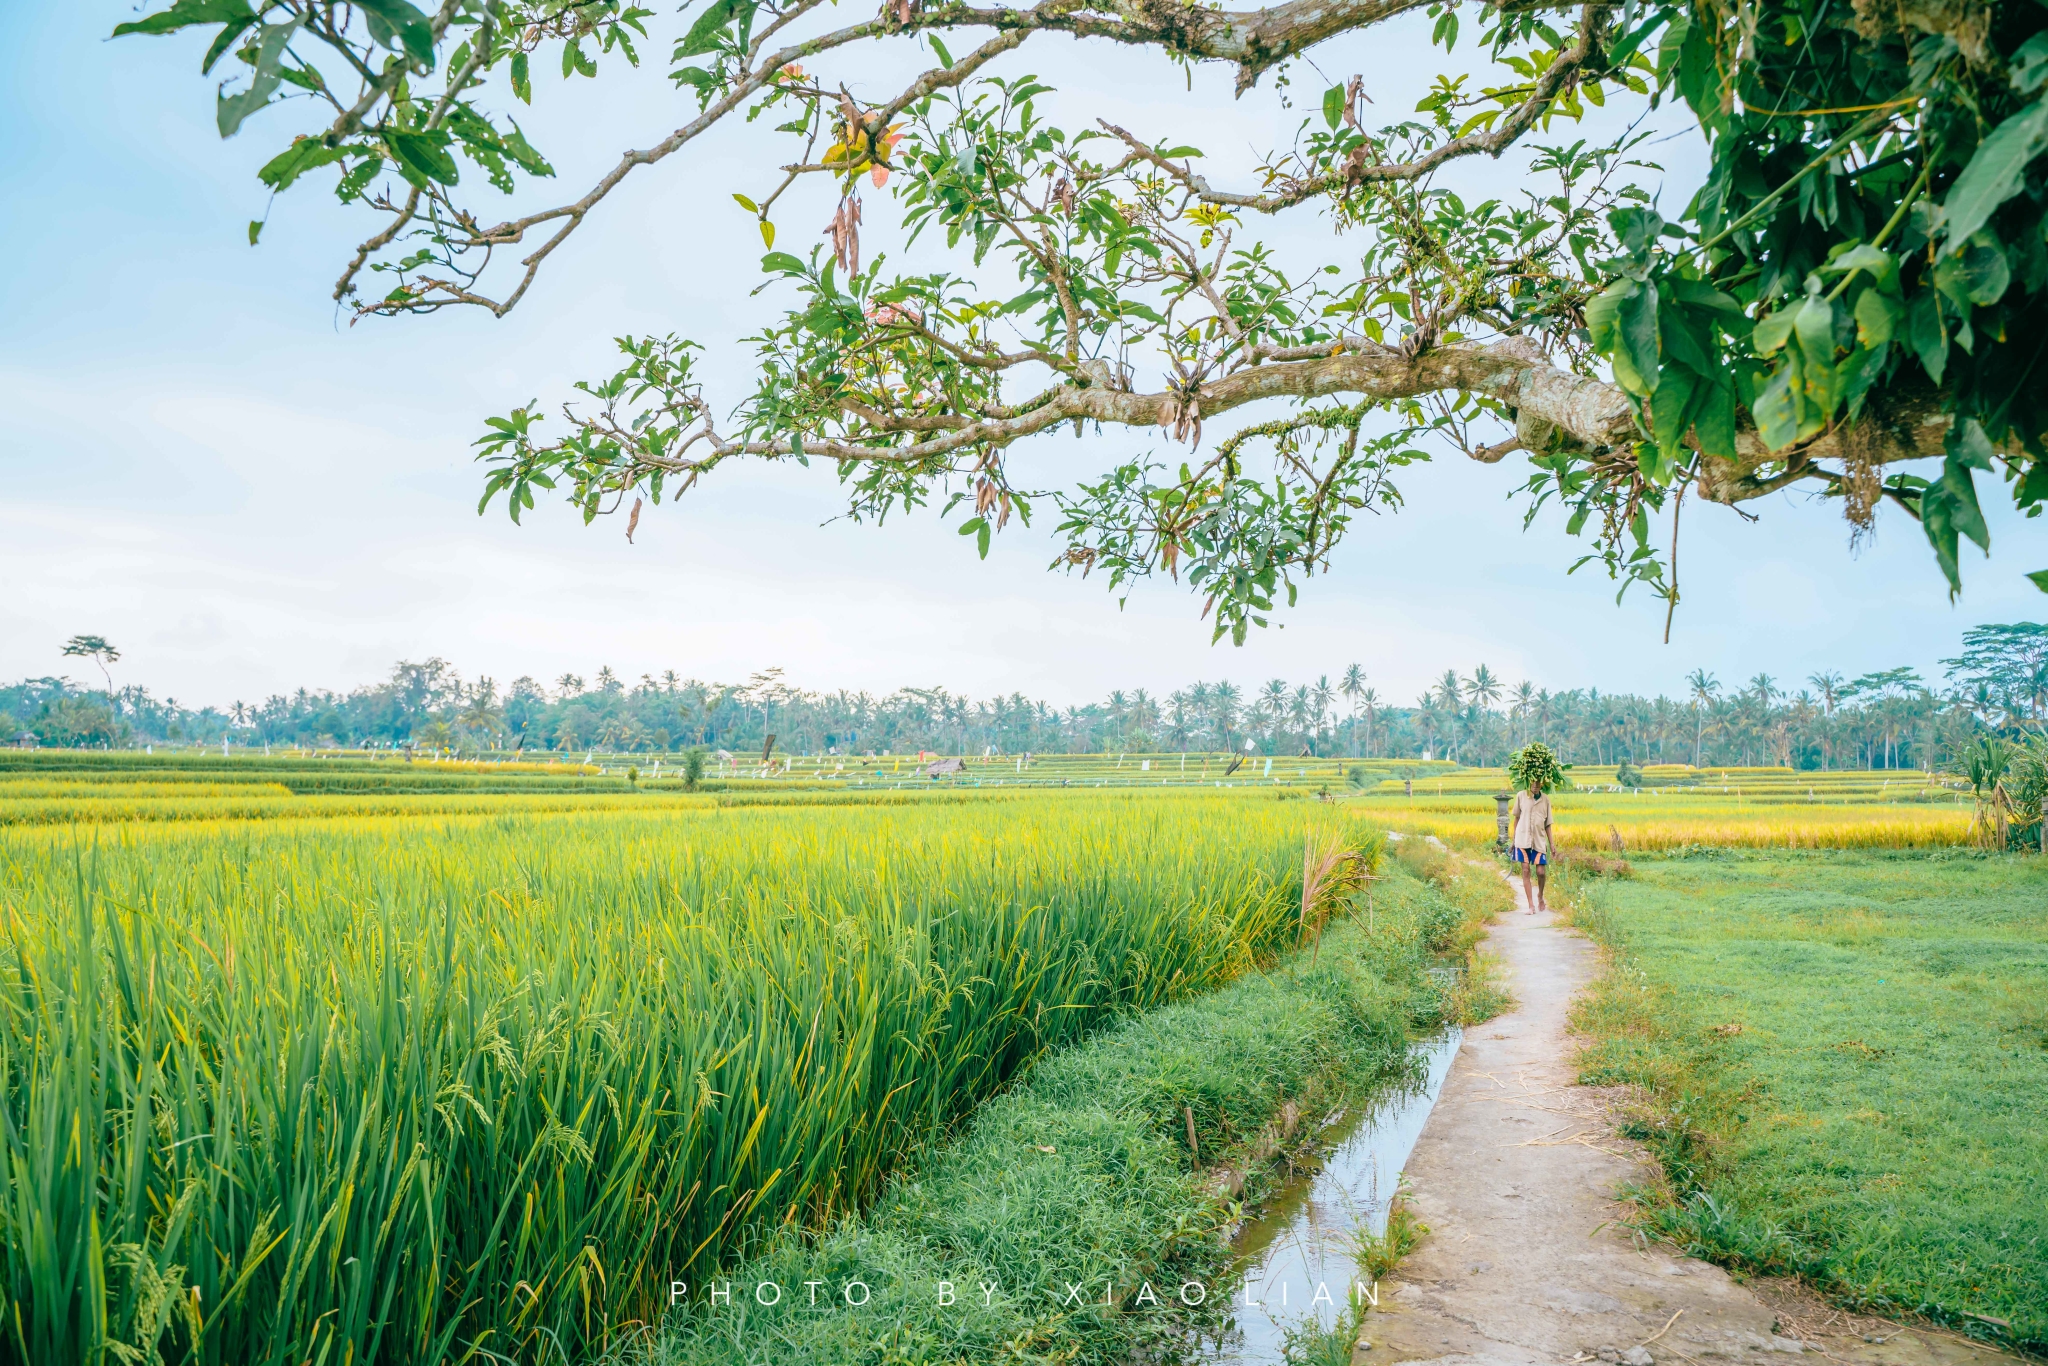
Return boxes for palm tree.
[1435,669,1463,710]
[1185,682,1213,748]
[1311,676,1336,745]
[1808,670,1844,769]
[1258,678,1289,746]
[1289,686,1312,751]
[1130,688,1157,742]
[1467,664,1503,711]
[1340,664,1366,753]
[1686,669,1720,767]
[1358,687,1381,756]
[461,678,505,747]
[1413,693,1443,760]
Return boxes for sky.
[2,3,2042,711]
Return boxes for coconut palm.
[1212,680,1243,749]
[1686,669,1720,767]
[1467,664,1503,711]
[1258,679,1289,746]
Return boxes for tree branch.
[1097,4,1615,211]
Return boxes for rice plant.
[0,792,1366,1366]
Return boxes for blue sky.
[2,3,2041,710]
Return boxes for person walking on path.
[1505,741,1561,913]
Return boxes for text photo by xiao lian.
[663,1275,1385,1312]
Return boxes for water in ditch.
[1201,1028,1463,1364]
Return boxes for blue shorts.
[1509,846,1547,866]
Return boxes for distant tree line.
[8,624,2046,772]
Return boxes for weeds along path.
[1360,869,2021,1366]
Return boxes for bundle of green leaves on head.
[1509,741,1566,793]
[117,0,2048,639]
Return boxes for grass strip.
[1561,851,2048,1354]
[637,851,1505,1366]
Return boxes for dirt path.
[1357,873,2022,1366]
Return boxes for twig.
[1637,1307,1684,1348]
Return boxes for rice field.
[0,751,1994,1365]
[1357,765,1974,851]
[0,787,1372,1366]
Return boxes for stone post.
[1495,792,1514,850]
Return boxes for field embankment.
[1564,852,2048,1353]
[0,792,1355,1366]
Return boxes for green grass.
[1566,851,2048,1351]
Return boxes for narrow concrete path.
[1357,874,2021,1366]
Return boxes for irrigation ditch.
[1203,1029,1463,1364]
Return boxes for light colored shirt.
[1511,791,1552,853]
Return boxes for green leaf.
[257,136,345,190]
[929,35,953,68]
[1905,291,1948,383]
[1618,278,1660,395]
[247,218,263,245]
[1752,308,1795,356]
[1933,233,2012,307]
[1649,365,1697,463]
[1824,242,1896,290]
[1791,295,1838,411]
[385,128,459,186]
[1752,369,1799,451]
[672,65,719,94]
[1587,278,1658,395]
[678,0,751,57]
[1853,289,1900,349]
[2014,33,2048,94]
[201,15,258,73]
[1948,416,1996,471]
[760,250,805,275]
[1694,376,1737,459]
[215,16,303,137]
[2027,569,2048,593]
[959,515,989,559]
[1942,450,1990,553]
[1322,84,1346,130]
[112,0,251,38]
[1921,477,1962,594]
[733,192,759,213]
[511,51,531,103]
[1940,97,2048,248]
[353,0,433,66]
